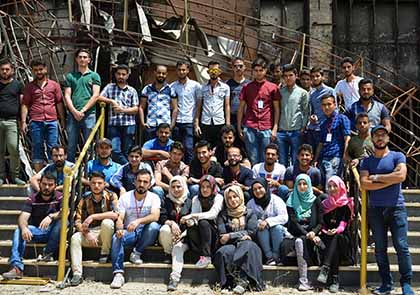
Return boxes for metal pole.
[68,0,73,23]
[359,189,368,295]
[300,33,306,71]
[99,103,106,138]
[123,0,128,32]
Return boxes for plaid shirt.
[141,82,176,127]
[101,83,139,126]
[74,189,118,232]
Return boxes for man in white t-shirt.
[334,56,363,111]
[252,143,286,196]
[110,169,161,289]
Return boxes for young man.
[142,123,174,160]
[299,69,312,92]
[304,67,335,152]
[21,60,65,172]
[334,56,363,111]
[140,65,177,141]
[269,60,282,87]
[188,140,223,197]
[314,94,351,187]
[64,48,101,162]
[194,61,230,148]
[0,59,25,185]
[99,64,139,165]
[110,169,161,289]
[70,171,119,286]
[171,60,201,164]
[225,57,250,128]
[252,143,286,195]
[237,57,280,165]
[360,125,414,295]
[346,112,374,167]
[347,78,391,132]
[30,145,74,192]
[2,173,63,279]
[155,141,189,194]
[278,64,310,167]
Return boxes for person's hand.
[240,235,251,241]
[162,167,171,178]
[113,105,125,113]
[343,153,351,164]
[83,216,94,227]
[220,234,230,245]
[141,122,150,129]
[194,124,202,137]
[39,215,52,230]
[116,229,124,239]
[306,231,315,240]
[327,229,337,236]
[237,127,244,141]
[127,219,140,232]
[170,222,181,237]
[72,110,85,121]
[267,179,280,188]
[350,159,359,167]
[59,119,66,130]
[270,130,277,142]
[21,227,33,241]
[84,232,99,246]
[313,236,321,245]
[119,187,127,197]
[20,121,28,134]
[312,161,318,168]
[180,215,191,224]
[309,114,318,124]
[258,220,268,231]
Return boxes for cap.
[371,125,388,135]
[96,138,112,147]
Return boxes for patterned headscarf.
[168,176,188,206]
[286,174,316,221]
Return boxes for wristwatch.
[48,213,54,221]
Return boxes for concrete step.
[408,217,420,231]
[406,203,420,217]
[367,246,420,264]
[0,196,26,210]
[0,185,29,197]
[403,189,420,203]
[387,231,420,247]
[0,210,19,225]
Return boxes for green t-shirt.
[347,134,374,160]
[64,70,101,114]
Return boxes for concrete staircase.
[0,185,419,287]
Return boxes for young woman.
[317,176,354,293]
[280,174,324,291]
[246,178,288,265]
[213,185,265,294]
[158,176,192,291]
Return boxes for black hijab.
[198,175,218,212]
[250,177,271,209]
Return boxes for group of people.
[0,50,414,295]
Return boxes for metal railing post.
[99,102,106,138]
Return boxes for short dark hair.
[207,60,220,67]
[157,122,171,131]
[252,56,268,69]
[75,48,91,58]
[41,172,57,183]
[359,78,374,88]
[356,112,369,122]
[265,143,279,154]
[135,168,152,180]
[195,140,210,152]
[310,66,324,75]
[321,93,336,102]
[299,69,311,78]
[340,56,354,66]
[231,57,244,64]
[50,144,66,154]
[269,59,282,72]
[116,64,129,73]
[220,125,236,137]
[30,59,47,68]
[155,64,167,71]
[0,59,14,68]
[298,144,313,155]
[282,63,297,75]
[176,60,191,69]
[170,141,185,153]
[89,171,106,180]
[128,145,142,156]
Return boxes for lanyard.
[134,193,147,219]
[327,113,338,134]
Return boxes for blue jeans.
[173,123,194,164]
[10,221,62,271]
[151,186,165,201]
[368,206,412,286]
[111,222,160,273]
[277,130,301,167]
[108,125,136,165]
[66,112,96,162]
[30,120,59,163]
[243,127,271,165]
[278,185,290,202]
[257,224,285,260]
[320,156,343,188]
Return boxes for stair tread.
[0,210,21,215]
[403,189,420,194]
[0,196,27,200]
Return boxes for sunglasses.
[208,68,221,74]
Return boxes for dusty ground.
[2,281,418,295]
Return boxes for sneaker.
[2,266,23,280]
[129,251,143,264]
[233,279,248,295]
[297,282,313,292]
[195,256,211,268]
[70,274,83,286]
[265,258,276,266]
[373,284,394,295]
[329,275,339,293]
[317,265,329,284]
[167,278,178,291]
[0,179,4,186]
[37,252,54,262]
[98,254,109,264]
[110,273,125,289]
[402,283,414,295]
[12,178,26,185]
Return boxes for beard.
[55,160,65,168]
[361,95,371,101]
[0,74,12,80]
[41,189,53,197]
[373,141,388,150]
[98,154,110,160]
[228,159,240,167]
[156,77,165,83]
[136,187,148,194]
[210,76,218,80]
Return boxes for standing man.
[99,64,139,165]
[21,60,65,172]
[171,60,201,164]
[278,64,310,167]
[346,112,374,167]
[225,57,250,129]
[360,125,414,295]
[299,69,312,92]
[64,48,101,162]
[334,57,363,111]
[0,59,24,185]
[194,61,230,148]
[139,65,177,141]
[237,57,280,165]
[269,60,283,87]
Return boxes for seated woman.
[213,185,265,294]
[317,176,354,293]
[181,175,223,269]
[158,176,192,291]
[280,174,324,291]
[247,178,288,265]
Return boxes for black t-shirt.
[189,160,223,179]
[21,192,63,227]
[214,142,248,166]
[222,165,254,187]
[0,79,23,119]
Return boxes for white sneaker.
[195,256,211,268]
[129,251,143,264]
[110,273,125,289]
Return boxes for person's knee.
[71,232,83,245]
[146,221,161,233]
[101,219,115,230]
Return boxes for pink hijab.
[322,176,354,218]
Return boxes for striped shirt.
[22,192,63,227]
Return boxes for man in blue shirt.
[142,123,174,161]
[360,125,414,295]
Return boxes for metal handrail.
[57,103,106,282]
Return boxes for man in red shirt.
[237,57,280,165]
[21,60,65,172]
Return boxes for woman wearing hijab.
[158,176,192,291]
[317,176,354,293]
[280,173,324,291]
[181,175,224,269]
[246,178,288,265]
[213,185,264,294]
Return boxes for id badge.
[326,133,332,142]
[258,100,264,109]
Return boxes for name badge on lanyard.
[326,133,332,142]
[258,100,264,109]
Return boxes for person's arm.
[194,97,203,136]
[136,207,160,225]
[18,211,31,230]
[237,100,246,140]
[375,163,407,184]
[170,97,178,130]
[265,197,288,226]
[287,206,308,236]
[360,170,393,190]
[20,103,29,134]
[74,198,85,233]
[139,96,149,128]
[63,86,83,121]
[342,135,351,162]
[194,194,224,220]
[154,164,170,192]
[311,198,324,235]
[56,102,66,128]
[224,95,231,126]
[314,142,323,166]
[142,149,170,160]
[301,91,310,131]
[383,118,392,133]
[272,99,280,139]
[80,84,100,114]
[29,172,42,192]
[109,166,124,189]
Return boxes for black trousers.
[187,219,218,257]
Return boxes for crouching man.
[2,173,63,279]
[110,169,161,289]
[70,171,119,286]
